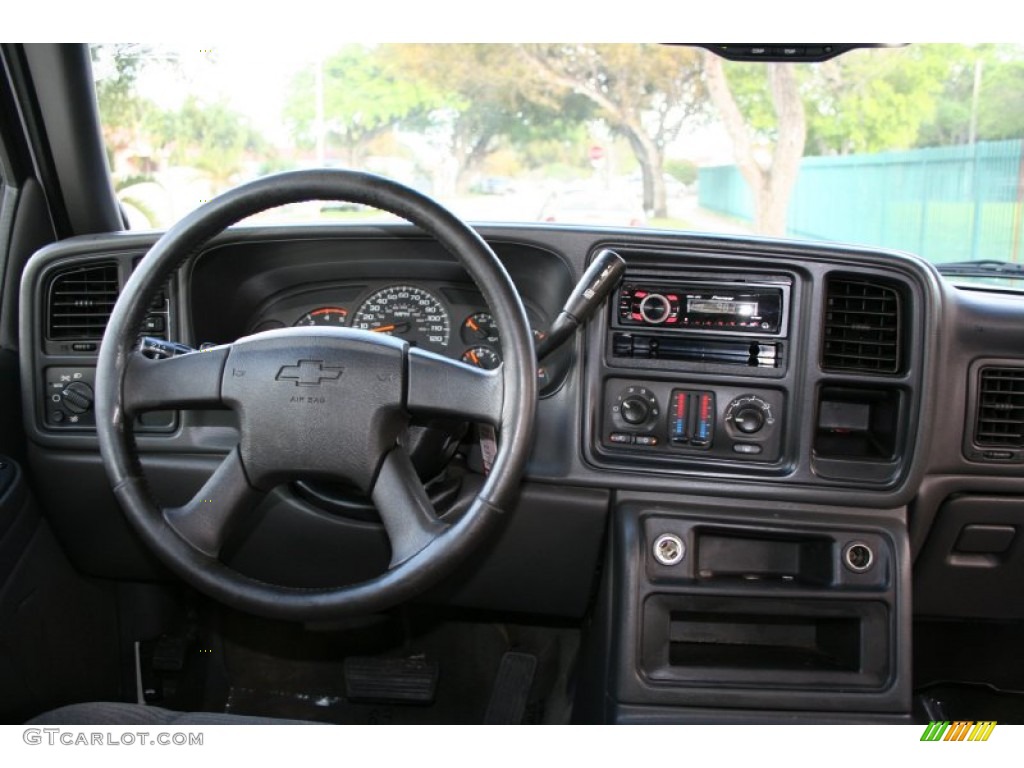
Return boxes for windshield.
[91,43,1024,277]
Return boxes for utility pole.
[314,57,325,166]
[968,57,983,145]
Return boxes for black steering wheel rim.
[95,169,537,620]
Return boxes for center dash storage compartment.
[814,386,902,460]
[641,594,890,688]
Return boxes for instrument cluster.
[250,280,562,391]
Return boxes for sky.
[123,43,326,144]
[11,0,1020,43]
[37,0,1022,155]
[113,43,739,160]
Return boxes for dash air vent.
[822,277,901,374]
[47,262,120,340]
[975,367,1024,447]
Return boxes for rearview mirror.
[679,44,906,62]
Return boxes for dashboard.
[18,221,1024,722]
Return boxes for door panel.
[0,456,121,722]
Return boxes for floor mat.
[915,619,1024,691]
[914,619,1024,724]
[916,682,1024,724]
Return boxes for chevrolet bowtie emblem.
[275,360,344,386]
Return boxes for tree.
[975,47,1024,141]
[665,158,698,185]
[284,46,430,169]
[90,44,166,174]
[154,97,266,192]
[912,46,985,148]
[799,44,1024,153]
[805,46,950,155]
[385,44,591,193]
[703,53,806,236]
[518,44,706,218]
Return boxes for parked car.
[539,186,647,226]
[471,175,516,195]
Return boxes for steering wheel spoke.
[163,447,264,558]
[407,347,503,425]
[123,346,229,416]
[371,445,449,568]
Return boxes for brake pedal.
[343,655,438,705]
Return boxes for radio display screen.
[618,281,787,335]
[687,298,759,318]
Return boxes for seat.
[27,702,317,725]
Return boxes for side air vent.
[975,367,1024,447]
[47,262,120,340]
[822,277,901,374]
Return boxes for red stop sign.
[588,145,605,161]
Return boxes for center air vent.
[822,277,901,374]
[975,367,1024,447]
[47,262,120,340]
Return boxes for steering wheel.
[95,170,537,620]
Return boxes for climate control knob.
[613,386,660,430]
[620,396,651,425]
[732,407,765,434]
[725,395,774,436]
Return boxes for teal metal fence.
[698,139,1024,263]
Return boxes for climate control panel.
[600,378,783,462]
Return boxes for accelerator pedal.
[484,651,537,724]
[343,655,438,705]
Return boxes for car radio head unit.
[617,281,786,335]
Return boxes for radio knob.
[639,293,672,324]
[620,396,651,425]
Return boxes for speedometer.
[351,285,450,351]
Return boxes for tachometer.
[352,285,450,351]
[294,307,348,326]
